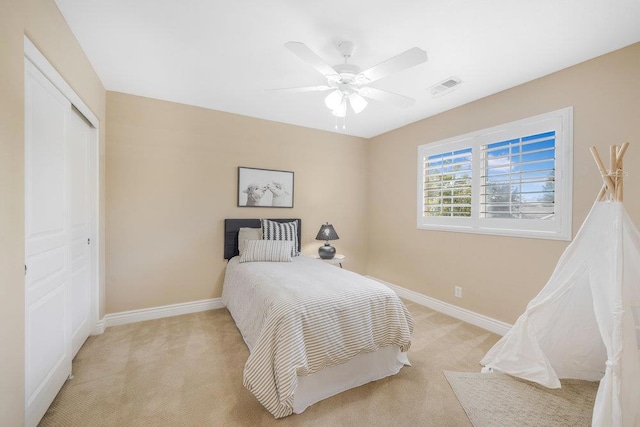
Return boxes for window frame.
[416,107,573,241]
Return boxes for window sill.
[417,223,571,241]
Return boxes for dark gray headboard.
[224,218,301,260]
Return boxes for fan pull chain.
[334,115,347,132]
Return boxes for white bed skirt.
[293,346,410,414]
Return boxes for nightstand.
[317,254,345,268]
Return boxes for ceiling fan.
[271,41,428,117]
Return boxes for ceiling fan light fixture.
[332,99,347,117]
[349,92,367,114]
[355,74,370,84]
[325,90,343,110]
[358,86,372,97]
[280,40,426,124]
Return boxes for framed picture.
[237,167,294,208]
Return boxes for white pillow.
[239,240,293,263]
[238,227,263,255]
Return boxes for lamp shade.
[349,92,368,114]
[324,90,343,110]
[315,223,339,241]
[331,99,347,117]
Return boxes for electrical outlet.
[454,286,462,298]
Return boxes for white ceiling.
[55,0,640,139]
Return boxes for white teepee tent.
[481,144,640,427]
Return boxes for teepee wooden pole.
[611,145,618,201]
[617,142,630,162]
[590,146,617,201]
[616,142,629,201]
[591,143,629,202]
[610,145,616,180]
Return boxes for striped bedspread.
[222,255,414,418]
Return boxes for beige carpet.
[40,302,505,426]
[444,371,599,427]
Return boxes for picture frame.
[237,167,294,208]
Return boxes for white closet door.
[24,59,72,427]
[68,109,92,357]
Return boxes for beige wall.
[0,1,27,424]
[0,0,106,423]
[106,92,368,313]
[367,43,640,324]
[1,1,637,420]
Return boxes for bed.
[222,218,414,418]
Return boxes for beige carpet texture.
[39,301,595,426]
[444,371,598,427]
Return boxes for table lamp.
[315,222,339,259]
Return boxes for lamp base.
[318,243,336,260]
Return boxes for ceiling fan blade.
[266,85,333,93]
[359,87,416,108]
[285,41,339,78]
[358,47,428,83]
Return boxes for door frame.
[24,36,102,336]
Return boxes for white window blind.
[481,131,556,220]
[424,148,472,218]
[417,107,573,240]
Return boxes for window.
[424,147,472,218]
[417,107,573,240]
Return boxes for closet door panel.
[24,59,72,427]
[68,109,92,357]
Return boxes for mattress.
[222,255,414,418]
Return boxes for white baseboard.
[99,282,510,335]
[92,319,106,335]
[103,298,225,328]
[368,276,512,336]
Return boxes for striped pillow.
[239,240,293,263]
[261,219,299,256]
